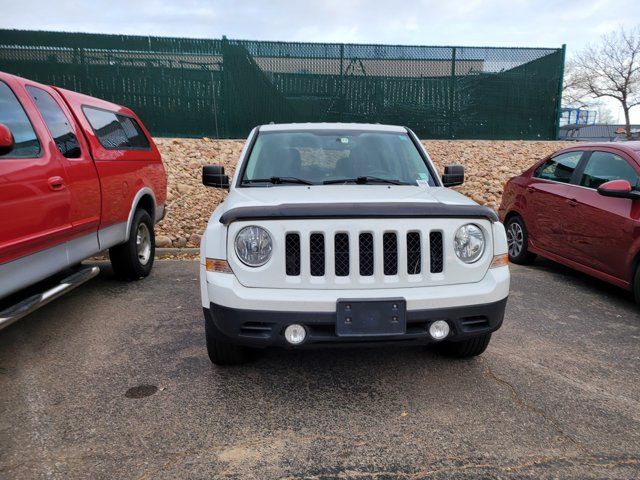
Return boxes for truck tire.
[505,215,536,264]
[205,318,246,365]
[438,333,492,358]
[109,209,155,280]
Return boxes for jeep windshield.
[240,130,436,187]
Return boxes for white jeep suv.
[200,123,509,365]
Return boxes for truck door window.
[82,106,150,150]
[26,86,81,158]
[0,81,41,158]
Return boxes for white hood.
[223,185,477,212]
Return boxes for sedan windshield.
[240,130,436,186]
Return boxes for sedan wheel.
[507,222,524,257]
[505,216,536,264]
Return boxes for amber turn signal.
[490,253,509,269]
[206,258,233,273]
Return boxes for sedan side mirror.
[203,165,230,189]
[597,179,640,200]
[442,164,464,187]
[0,123,15,156]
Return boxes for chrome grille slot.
[430,231,444,273]
[383,232,398,275]
[285,233,300,276]
[334,233,350,277]
[359,233,374,276]
[406,231,421,275]
[309,233,325,276]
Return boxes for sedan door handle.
[48,176,66,191]
[567,198,578,207]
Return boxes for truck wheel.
[505,215,536,264]
[438,333,492,358]
[205,318,246,366]
[109,209,155,280]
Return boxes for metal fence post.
[555,44,567,140]
[449,47,457,138]
[339,43,344,122]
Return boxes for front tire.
[109,209,155,280]
[438,333,492,358]
[505,215,536,264]
[633,265,640,305]
[205,317,246,366]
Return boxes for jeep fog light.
[429,320,450,340]
[454,224,485,263]
[235,226,273,267]
[284,324,307,345]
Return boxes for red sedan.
[499,142,640,301]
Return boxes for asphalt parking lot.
[1,259,639,479]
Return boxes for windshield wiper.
[323,176,411,185]
[243,176,314,186]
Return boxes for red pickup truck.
[0,72,167,328]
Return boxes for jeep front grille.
[285,230,444,279]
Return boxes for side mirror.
[203,165,230,189]
[0,123,15,156]
[597,179,640,200]
[442,164,464,187]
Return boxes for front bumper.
[203,297,507,348]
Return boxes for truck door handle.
[567,198,578,207]
[48,176,66,191]
[527,186,535,193]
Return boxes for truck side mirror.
[597,179,640,200]
[0,123,15,156]
[203,165,230,189]
[442,164,464,187]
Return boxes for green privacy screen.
[0,30,565,139]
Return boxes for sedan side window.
[533,151,582,183]
[579,151,639,190]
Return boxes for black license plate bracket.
[336,298,406,336]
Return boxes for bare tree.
[570,26,640,139]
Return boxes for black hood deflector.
[219,202,499,225]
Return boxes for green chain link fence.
[0,30,565,139]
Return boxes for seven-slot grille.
[285,230,444,278]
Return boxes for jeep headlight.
[235,226,273,267]
[454,224,485,263]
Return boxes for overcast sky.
[3,0,639,121]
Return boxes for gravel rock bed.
[154,138,573,248]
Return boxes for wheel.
[109,209,155,280]
[205,316,246,365]
[633,265,640,305]
[505,215,536,264]
[438,333,492,358]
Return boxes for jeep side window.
[26,86,81,158]
[0,81,41,159]
[578,151,639,190]
[533,151,582,183]
[83,106,150,150]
